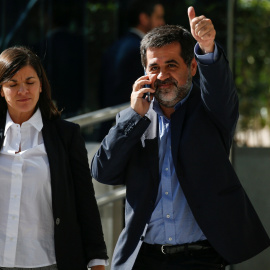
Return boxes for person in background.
[41,0,85,118]
[92,6,270,270]
[0,46,108,270]
[98,0,165,140]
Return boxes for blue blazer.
[0,116,108,270]
[92,46,270,269]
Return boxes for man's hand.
[130,74,156,117]
[188,6,216,54]
[91,265,105,270]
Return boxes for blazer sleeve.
[91,108,151,185]
[68,123,108,261]
[197,44,239,139]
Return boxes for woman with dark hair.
[0,46,108,270]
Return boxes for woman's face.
[0,65,42,124]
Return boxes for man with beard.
[91,6,270,270]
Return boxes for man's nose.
[157,70,169,81]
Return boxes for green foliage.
[86,2,118,12]
[235,0,270,130]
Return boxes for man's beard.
[154,70,193,108]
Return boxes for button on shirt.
[144,90,206,245]
[144,44,218,245]
[0,109,56,267]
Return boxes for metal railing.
[67,103,129,206]
[66,102,129,128]
[96,186,126,207]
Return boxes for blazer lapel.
[0,116,6,149]
[170,84,198,174]
[42,119,61,210]
[171,98,187,174]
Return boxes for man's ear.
[191,57,197,76]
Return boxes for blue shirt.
[144,43,218,245]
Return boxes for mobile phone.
[144,87,151,102]
[144,70,151,102]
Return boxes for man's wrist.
[195,42,219,65]
[198,41,215,54]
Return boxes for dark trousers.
[132,242,227,270]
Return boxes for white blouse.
[0,109,56,267]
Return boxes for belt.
[142,240,212,255]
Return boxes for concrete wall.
[233,147,270,269]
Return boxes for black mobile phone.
[144,71,151,102]
[144,86,151,102]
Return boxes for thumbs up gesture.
[188,6,216,54]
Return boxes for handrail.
[66,102,130,128]
[96,186,126,207]
[66,103,129,207]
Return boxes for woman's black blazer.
[0,114,108,270]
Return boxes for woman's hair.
[140,25,196,69]
[0,46,61,119]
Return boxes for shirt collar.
[153,83,193,118]
[4,108,43,136]
[4,113,14,136]
[129,28,145,39]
